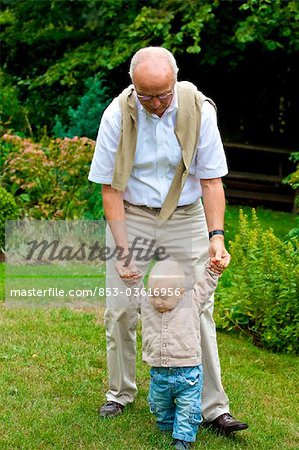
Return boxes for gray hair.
[129,47,179,81]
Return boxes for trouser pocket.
[188,404,202,425]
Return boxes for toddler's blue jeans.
[148,365,203,443]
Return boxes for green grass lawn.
[0,307,298,450]
[0,205,298,449]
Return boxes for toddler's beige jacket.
[127,265,218,368]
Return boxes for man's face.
[133,60,175,117]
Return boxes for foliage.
[0,71,29,135]
[9,0,297,87]
[284,227,299,250]
[216,209,299,354]
[0,185,19,250]
[1,0,298,145]
[282,152,299,189]
[0,0,142,133]
[236,0,299,52]
[282,152,299,212]
[0,134,103,220]
[224,204,298,246]
[53,75,110,140]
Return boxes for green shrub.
[282,152,299,213]
[216,209,299,354]
[1,134,103,220]
[0,71,29,135]
[53,75,110,140]
[0,186,18,250]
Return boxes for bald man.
[88,47,248,435]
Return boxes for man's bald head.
[129,47,178,83]
[129,47,178,117]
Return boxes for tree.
[1,0,298,145]
[53,75,110,140]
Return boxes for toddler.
[124,258,220,450]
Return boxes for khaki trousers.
[104,201,229,421]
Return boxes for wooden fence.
[223,142,297,213]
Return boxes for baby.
[124,258,220,450]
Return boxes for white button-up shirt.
[88,85,228,207]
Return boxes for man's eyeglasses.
[136,91,173,102]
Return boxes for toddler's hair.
[148,259,185,290]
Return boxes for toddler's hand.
[115,260,143,285]
[115,260,140,277]
[208,255,230,275]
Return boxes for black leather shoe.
[98,401,124,417]
[206,413,248,435]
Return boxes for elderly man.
[88,47,248,435]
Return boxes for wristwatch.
[209,229,225,240]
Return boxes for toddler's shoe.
[172,439,190,450]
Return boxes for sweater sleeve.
[193,262,219,313]
[121,278,146,312]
